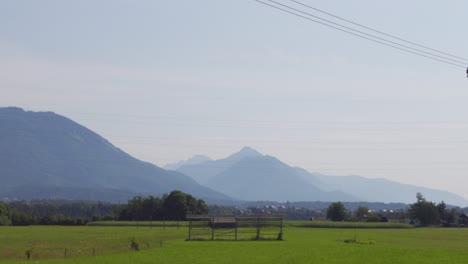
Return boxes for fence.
[187,215,285,241]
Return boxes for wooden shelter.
[186,215,285,241]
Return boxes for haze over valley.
[1,107,466,206]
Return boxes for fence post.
[188,219,192,240]
[256,217,260,240]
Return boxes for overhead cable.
[255,0,467,69]
[290,0,468,63]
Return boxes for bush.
[25,248,33,260]
[130,238,139,251]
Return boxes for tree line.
[0,190,207,226]
[326,193,467,226]
[1,191,467,226]
[117,190,208,221]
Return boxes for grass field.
[1,223,468,263]
[286,220,413,229]
[88,221,188,227]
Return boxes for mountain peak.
[227,146,262,161]
[239,146,262,155]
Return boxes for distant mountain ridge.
[3,106,466,206]
[175,147,468,206]
[0,107,230,203]
[298,170,467,207]
[164,155,212,171]
[206,154,358,202]
[177,147,263,185]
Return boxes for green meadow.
[1,223,468,264]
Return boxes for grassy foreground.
[88,221,188,227]
[286,220,413,229]
[1,224,468,263]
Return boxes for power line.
[290,0,468,63]
[255,0,467,69]
[268,0,467,66]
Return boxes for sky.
[1,0,467,199]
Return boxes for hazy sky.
[1,0,467,199]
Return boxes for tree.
[459,214,468,226]
[0,203,12,226]
[437,201,458,226]
[355,206,369,221]
[195,199,208,215]
[162,190,189,220]
[444,208,458,226]
[366,212,381,222]
[326,202,346,221]
[437,201,446,223]
[409,193,439,226]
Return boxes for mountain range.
[0,107,229,203]
[1,107,466,206]
[171,147,468,206]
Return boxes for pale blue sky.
[1,0,467,199]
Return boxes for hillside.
[295,169,468,206]
[0,107,230,203]
[206,155,358,202]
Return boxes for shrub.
[130,238,139,251]
[25,248,33,260]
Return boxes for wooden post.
[256,217,260,240]
[188,219,192,240]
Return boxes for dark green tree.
[185,194,208,215]
[326,202,346,221]
[459,214,468,226]
[0,203,12,226]
[355,206,369,221]
[437,201,458,226]
[444,208,458,226]
[195,199,208,215]
[409,193,439,226]
[437,201,446,222]
[162,190,189,220]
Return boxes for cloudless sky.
[1,0,467,199]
